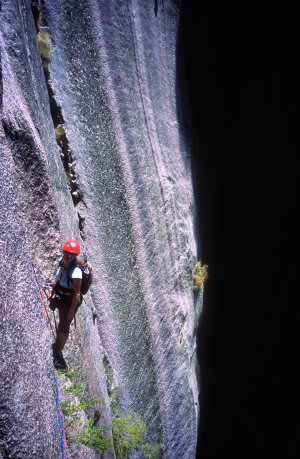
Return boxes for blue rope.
[31,261,48,278]
[55,376,66,459]
[32,268,45,289]
[31,262,54,290]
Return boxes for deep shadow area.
[180,2,300,458]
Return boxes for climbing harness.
[32,261,84,338]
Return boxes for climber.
[48,240,82,370]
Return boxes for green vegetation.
[54,125,66,140]
[57,369,111,453]
[57,370,163,457]
[103,357,111,387]
[110,388,163,459]
[37,31,53,69]
[192,261,208,291]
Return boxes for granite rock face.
[1,1,202,457]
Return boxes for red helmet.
[62,240,80,254]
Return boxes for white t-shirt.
[56,264,82,289]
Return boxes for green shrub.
[57,370,163,457]
[37,31,53,69]
[111,388,163,458]
[192,261,208,290]
[57,369,111,453]
[54,125,66,140]
[112,412,146,457]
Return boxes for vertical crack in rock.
[1,121,61,268]
[127,0,178,279]
[33,6,86,240]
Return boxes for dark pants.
[51,293,83,361]
[50,294,82,334]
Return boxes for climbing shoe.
[53,354,66,370]
[52,344,67,370]
[58,353,67,370]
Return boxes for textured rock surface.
[0,126,62,457]
[1,0,202,457]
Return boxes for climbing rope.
[40,286,47,323]
[31,262,57,339]
[31,262,52,289]
[55,376,68,459]
[30,261,48,279]
[40,288,57,340]
[62,410,67,458]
